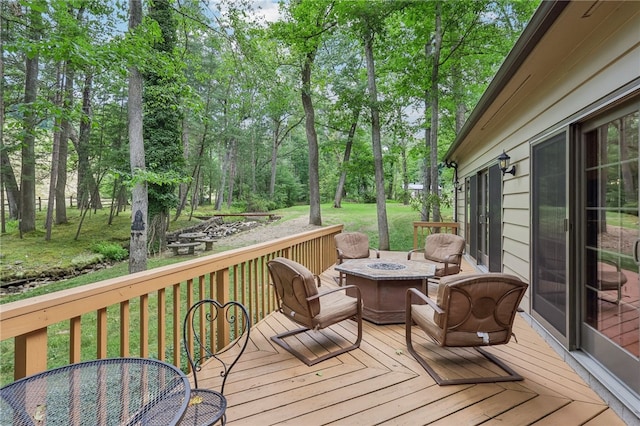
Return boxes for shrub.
[90,241,129,262]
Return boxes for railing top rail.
[412,222,460,249]
[412,221,459,227]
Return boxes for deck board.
[196,260,625,425]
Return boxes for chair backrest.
[183,299,250,392]
[267,257,320,325]
[434,273,528,346]
[335,232,371,259]
[424,233,465,263]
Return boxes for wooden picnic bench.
[167,242,201,255]
[195,237,216,251]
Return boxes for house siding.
[454,2,639,282]
[447,2,639,420]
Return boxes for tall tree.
[45,63,62,240]
[333,110,360,208]
[144,0,184,252]
[301,44,322,225]
[362,23,390,249]
[336,0,402,249]
[19,2,44,234]
[427,0,443,222]
[0,2,18,228]
[128,0,147,273]
[274,0,337,226]
[318,28,367,208]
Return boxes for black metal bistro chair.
[182,300,250,425]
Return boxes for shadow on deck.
[196,254,625,425]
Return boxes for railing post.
[217,269,230,345]
[97,308,108,358]
[70,316,82,363]
[413,222,459,249]
[15,329,47,379]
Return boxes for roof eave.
[444,0,570,161]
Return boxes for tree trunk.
[45,63,63,241]
[56,62,74,224]
[148,211,168,255]
[334,111,359,208]
[0,28,18,222]
[0,150,19,220]
[175,138,205,220]
[71,73,101,210]
[187,169,201,221]
[269,119,280,197]
[19,6,42,234]
[429,1,443,222]
[363,29,389,250]
[421,123,431,222]
[215,141,231,211]
[177,116,189,213]
[270,115,303,198]
[401,143,409,205]
[0,9,7,231]
[226,138,237,209]
[128,0,147,273]
[301,52,322,226]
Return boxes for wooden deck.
[195,257,625,425]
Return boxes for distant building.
[407,183,423,198]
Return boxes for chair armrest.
[336,248,345,263]
[600,258,621,271]
[406,287,442,313]
[308,284,362,303]
[407,249,424,260]
[370,248,380,258]
[443,253,462,265]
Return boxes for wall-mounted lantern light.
[497,150,516,176]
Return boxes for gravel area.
[214,215,324,249]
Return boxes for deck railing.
[412,221,459,249]
[0,225,343,383]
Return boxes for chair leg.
[405,325,523,385]
[271,319,362,366]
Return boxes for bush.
[624,202,638,216]
[90,241,129,262]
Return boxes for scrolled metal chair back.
[183,299,250,394]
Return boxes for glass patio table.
[0,357,190,426]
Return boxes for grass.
[278,201,433,251]
[0,207,196,283]
[0,201,434,385]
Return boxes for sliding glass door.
[581,104,639,394]
[532,133,568,340]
